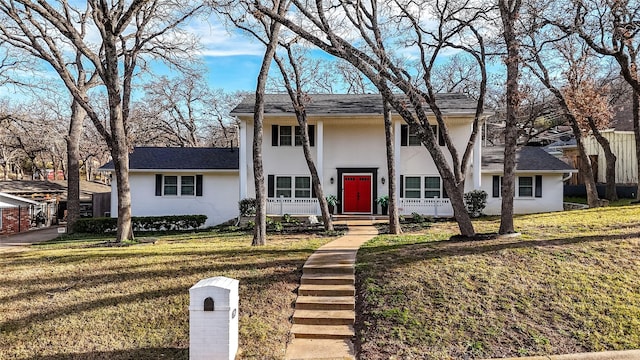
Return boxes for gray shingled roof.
[100,147,239,171]
[231,93,478,115]
[482,146,576,173]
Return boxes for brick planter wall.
[1,207,31,236]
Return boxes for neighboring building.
[0,192,41,236]
[481,146,577,215]
[554,102,638,186]
[0,180,111,222]
[101,147,239,227]
[104,94,577,226]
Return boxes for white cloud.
[186,19,266,58]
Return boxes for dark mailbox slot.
[204,297,214,311]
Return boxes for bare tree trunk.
[498,0,521,235]
[66,101,85,232]
[570,123,600,207]
[634,91,640,201]
[383,100,401,234]
[587,116,618,201]
[111,143,133,242]
[252,8,284,246]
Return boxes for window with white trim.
[0,208,3,229]
[402,175,447,199]
[272,175,312,198]
[295,176,311,198]
[164,176,178,195]
[279,126,292,146]
[276,176,292,197]
[404,176,421,198]
[492,175,542,198]
[401,124,445,146]
[158,175,200,196]
[181,176,195,196]
[272,125,315,147]
[424,176,441,198]
[518,176,533,197]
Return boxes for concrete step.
[291,324,355,339]
[293,309,355,326]
[295,296,355,311]
[303,263,354,275]
[301,273,355,286]
[298,284,355,297]
[284,338,355,360]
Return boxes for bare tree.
[522,25,601,207]
[0,0,205,241]
[254,0,491,237]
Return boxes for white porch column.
[394,120,402,199]
[239,120,247,199]
[473,124,482,189]
[317,120,324,184]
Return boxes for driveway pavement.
[0,226,62,249]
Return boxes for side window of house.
[0,208,3,229]
[493,175,542,198]
[164,176,178,195]
[272,125,315,147]
[518,176,533,197]
[181,176,195,196]
[155,174,202,197]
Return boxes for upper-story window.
[272,125,315,147]
[401,124,445,146]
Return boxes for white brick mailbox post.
[189,276,239,360]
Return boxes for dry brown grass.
[0,231,332,360]
[356,205,640,359]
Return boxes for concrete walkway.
[285,222,378,360]
[0,226,61,249]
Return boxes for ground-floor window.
[493,175,542,198]
[402,175,446,198]
[155,174,202,196]
[270,175,312,198]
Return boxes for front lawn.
[0,231,332,360]
[356,205,640,359]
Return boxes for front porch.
[266,198,453,217]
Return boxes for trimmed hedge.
[73,215,208,234]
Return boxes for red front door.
[343,175,372,213]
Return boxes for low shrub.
[73,215,207,234]
[464,190,488,218]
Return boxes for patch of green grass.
[356,205,640,359]
[1,232,331,359]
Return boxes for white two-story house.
[102,93,576,226]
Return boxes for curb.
[484,349,640,360]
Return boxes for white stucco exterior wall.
[110,171,239,227]
[481,172,566,215]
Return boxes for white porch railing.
[267,198,320,215]
[398,198,453,217]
